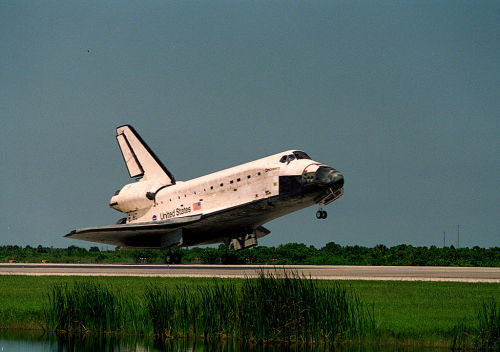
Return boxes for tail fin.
[115,125,175,185]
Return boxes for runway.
[0,263,499,282]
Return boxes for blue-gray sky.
[1,1,499,249]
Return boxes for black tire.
[221,253,237,264]
[165,254,172,264]
[321,211,328,219]
[221,254,229,264]
[165,253,182,264]
[316,210,323,219]
[172,253,181,264]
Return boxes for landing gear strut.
[220,238,238,264]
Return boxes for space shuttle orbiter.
[66,125,344,261]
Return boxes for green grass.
[344,281,499,334]
[0,275,498,347]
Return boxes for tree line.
[1,243,498,266]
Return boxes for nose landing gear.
[315,204,327,219]
[316,210,327,219]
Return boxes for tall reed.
[46,281,132,334]
[475,298,500,350]
[450,298,500,350]
[142,270,373,343]
[235,270,374,343]
[144,281,239,340]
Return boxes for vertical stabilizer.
[116,125,175,185]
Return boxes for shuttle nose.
[314,166,344,189]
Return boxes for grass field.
[0,275,498,346]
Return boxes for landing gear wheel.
[316,210,327,219]
[172,253,181,264]
[221,253,237,264]
[165,252,182,264]
[165,254,172,264]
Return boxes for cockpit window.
[293,151,311,160]
[280,151,311,163]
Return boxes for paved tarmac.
[0,263,499,282]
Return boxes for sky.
[1,1,499,249]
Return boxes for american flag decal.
[193,202,202,211]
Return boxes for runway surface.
[0,263,499,282]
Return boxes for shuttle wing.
[116,125,175,185]
[65,215,202,248]
[66,197,278,249]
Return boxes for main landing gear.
[165,250,182,264]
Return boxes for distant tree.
[0,243,498,266]
[67,245,87,256]
[323,242,342,255]
[95,253,106,263]
[201,248,221,264]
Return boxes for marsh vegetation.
[46,271,374,344]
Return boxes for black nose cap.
[331,172,344,189]
[315,167,344,189]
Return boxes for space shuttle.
[66,125,344,260]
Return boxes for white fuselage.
[114,150,326,225]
